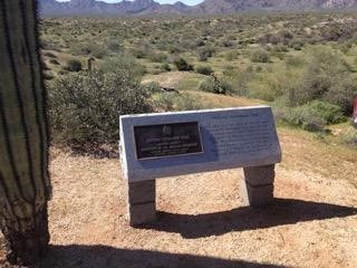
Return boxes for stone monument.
[120,106,282,226]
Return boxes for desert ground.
[1,94,356,268]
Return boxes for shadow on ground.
[39,245,284,268]
[138,198,357,238]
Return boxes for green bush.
[287,46,354,111]
[275,100,346,132]
[250,48,271,63]
[284,106,327,132]
[195,65,213,75]
[323,77,357,114]
[302,101,346,124]
[65,59,82,72]
[199,77,233,95]
[49,70,153,149]
[173,58,193,71]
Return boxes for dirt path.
[1,127,356,268]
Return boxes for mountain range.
[39,0,357,16]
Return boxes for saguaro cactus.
[0,0,51,265]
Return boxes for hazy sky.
[57,0,204,6]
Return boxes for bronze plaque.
[134,122,203,160]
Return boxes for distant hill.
[39,0,357,16]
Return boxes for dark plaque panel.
[134,122,203,160]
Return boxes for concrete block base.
[127,202,156,226]
[240,165,275,207]
[127,180,156,226]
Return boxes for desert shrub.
[65,59,82,72]
[340,128,357,147]
[168,45,182,54]
[225,50,239,61]
[107,39,121,53]
[153,92,203,112]
[287,47,355,112]
[283,105,327,132]
[221,39,234,48]
[272,44,289,53]
[302,101,346,124]
[49,59,60,65]
[222,65,235,76]
[198,46,215,61]
[131,48,147,59]
[323,77,357,114]
[339,42,353,55]
[174,93,204,111]
[195,65,213,75]
[143,82,162,94]
[40,39,60,51]
[173,58,193,71]
[250,48,270,63]
[321,23,356,42]
[92,47,108,59]
[285,55,305,67]
[151,67,165,75]
[149,53,167,63]
[223,67,255,97]
[255,66,263,72]
[194,39,205,48]
[71,43,96,56]
[289,39,304,50]
[160,63,171,72]
[275,100,345,132]
[199,76,233,95]
[259,30,293,45]
[49,70,153,149]
[101,55,147,79]
[58,70,68,76]
[44,52,57,58]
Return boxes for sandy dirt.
[1,127,356,268]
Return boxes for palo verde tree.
[0,0,52,265]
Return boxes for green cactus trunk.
[0,0,51,265]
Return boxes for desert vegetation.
[2,9,357,268]
[40,12,357,152]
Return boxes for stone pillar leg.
[127,180,156,226]
[240,165,275,207]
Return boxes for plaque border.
[132,121,204,161]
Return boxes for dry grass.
[186,90,262,108]
[142,71,206,90]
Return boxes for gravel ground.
[1,128,357,268]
